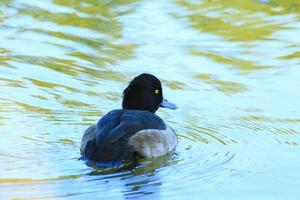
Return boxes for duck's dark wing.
[83,109,166,162]
[96,109,166,146]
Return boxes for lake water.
[1,0,300,199]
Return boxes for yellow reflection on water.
[190,49,271,72]
[175,0,300,41]
[194,73,247,94]
[2,0,138,77]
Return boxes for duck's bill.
[160,98,178,110]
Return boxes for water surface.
[1,0,300,199]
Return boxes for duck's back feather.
[80,125,96,155]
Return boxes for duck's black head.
[122,73,177,113]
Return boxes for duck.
[80,73,178,165]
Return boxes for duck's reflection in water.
[87,152,179,199]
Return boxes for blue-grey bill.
[160,98,178,110]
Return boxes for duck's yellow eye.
[155,89,159,94]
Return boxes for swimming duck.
[81,73,178,165]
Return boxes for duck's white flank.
[129,126,177,158]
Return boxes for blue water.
[1,0,300,199]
